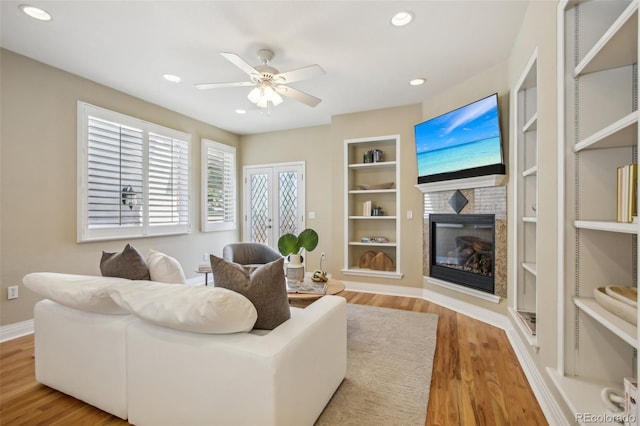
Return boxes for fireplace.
[429,214,495,294]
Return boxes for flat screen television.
[414,93,505,185]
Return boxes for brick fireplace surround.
[422,186,507,299]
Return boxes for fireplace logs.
[450,236,493,275]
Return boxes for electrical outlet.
[8,285,18,300]
[320,252,326,261]
[203,253,209,261]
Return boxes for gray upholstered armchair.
[222,243,282,267]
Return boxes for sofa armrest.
[126,295,346,426]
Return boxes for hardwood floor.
[0,291,547,425]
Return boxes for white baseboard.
[348,281,568,426]
[343,280,424,298]
[0,319,34,343]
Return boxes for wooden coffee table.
[287,278,345,303]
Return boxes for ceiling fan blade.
[220,52,259,76]
[195,81,254,90]
[275,85,322,107]
[276,64,325,84]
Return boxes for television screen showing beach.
[415,95,503,177]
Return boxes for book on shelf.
[286,280,327,295]
[362,200,372,216]
[617,163,637,223]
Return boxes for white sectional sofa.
[25,273,347,426]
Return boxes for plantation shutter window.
[148,133,190,231]
[87,117,144,228]
[202,139,236,232]
[78,102,191,242]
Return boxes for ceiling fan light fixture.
[248,83,283,108]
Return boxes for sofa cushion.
[146,249,186,284]
[100,244,150,280]
[23,272,131,314]
[210,255,290,330]
[108,281,257,334]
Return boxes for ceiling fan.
[195,49,325,109]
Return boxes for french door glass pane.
[250,173,269,244]
[278,171,298,236]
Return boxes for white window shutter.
[78,102,191,242]
[148,133,190,229]
[202,139,236,232]
[87,116,144,228]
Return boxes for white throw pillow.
[108,281,257,334]
[146,249,187,284]
[23,272,131,314]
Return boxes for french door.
[242,162,305,248]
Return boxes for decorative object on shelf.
[599,387,625,416]
[604,285,637,309]
[516,311,536,335]
[356,182,394,190]
[372,206,384,216]
[362,149,384,163]
[358,250,394,271]
[624,378,638,421]
[593,286,637,325]
[361,236,389,243]
[448,190,468,214]
[277,228,319,283]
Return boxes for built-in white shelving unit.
[343,135,402,279]
[511,48,539,347]
[554,1,639,423]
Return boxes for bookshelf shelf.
[555,1,639,420]
[512,48,539,342]
[344,135,401,278]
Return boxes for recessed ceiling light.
[391,11,413,27]
[410,78,426,86]
[235,109,247,114]
[162,74,182,83]
[19,4,52,21]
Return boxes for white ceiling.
[0,1,529,135]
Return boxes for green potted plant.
[278,228,318,282]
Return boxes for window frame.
[201,139,237,232]
[77,101,192,242]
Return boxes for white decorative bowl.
[593,287,637,325]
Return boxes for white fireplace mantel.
[415,174,507,193]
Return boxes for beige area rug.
[316,304,439,426]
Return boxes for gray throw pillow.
[100,244,150,280]
[210,255,290,330]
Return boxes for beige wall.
[239,125,332,272]
[0,49,241,325]
[330,104,424,288]
[240,104,424,288]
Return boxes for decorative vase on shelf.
[286,254,305,283]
